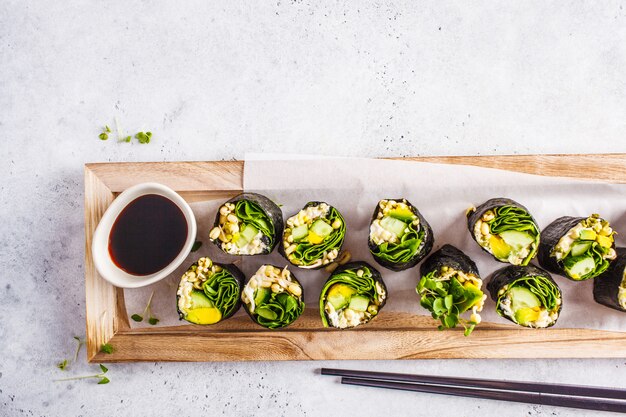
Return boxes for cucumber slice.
[348,295,370,312]
[579,229,596,241]
[254,287,270,306]
[291,224,308,241]
[327,283,356,310]
[380,216,407,238]
[570,241,592,257]
[499,230,535,248]
[310,219,333,238]
[235,234,249,248]
[509,286,541,312]
[388,207,414,222]
[190,291,214,309]
[564,256,595,279]
[241,224,259,242]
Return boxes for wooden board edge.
[89,327,626,362]
[84,166,129,361]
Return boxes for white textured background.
[1,1,625,416]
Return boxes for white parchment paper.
[242,154,626,332]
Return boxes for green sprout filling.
[372,216,424,264]
[291,207,346,266]
[200,269,240,318]
[319,266,381,327]
[488,205,540,265]
[253,289,304,329]
[417,269,483,336]
[235,200,275,245]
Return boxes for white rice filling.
[286,203,330,228]
[369,200,417,245]
[223,230,266,255]
[241,265,301,313]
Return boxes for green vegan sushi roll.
[593,248,626,312]
[487,265,562,328]
[538,214,617,281]
[209,193,283,256]
[177,257,244,325]
[241,264,304,329]
[368,198,434,271]
[280,202,346,269]
[417,245,485,336]
[467,198,540,266]
[319,261,387,329]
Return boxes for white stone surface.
[1,1,625,416]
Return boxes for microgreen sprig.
[55,364,110,385]
[56,336,85,370]
[131,291,159,325]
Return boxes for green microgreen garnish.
[55,364,110,385]
[56,359,69,370]
[100,343,114,354]
[57,336,85,369]
[135,131,152,144]
[191,241,203,252]
[98,132,108,141]
[131,291,159,325]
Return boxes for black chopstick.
[341,377,626,413]
[321,368,626,400]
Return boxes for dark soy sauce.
[109,194,188,276]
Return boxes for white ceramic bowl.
[92,182,197,288]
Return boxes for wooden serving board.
[84,154,626,362]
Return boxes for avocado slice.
[579,229,597,241]
[455,282,484,312]
[190,291,214,309]
[570,241,592,257]
[489,235,512,260]
[254,287,271,306]
[348,295,370,312]
[596,234,613,249]
[310,219,333,237]
[499,230,535,248]
[514,307,540,326]
[327,283,356,310]
[564,256,595,279]
[380,216,407,238]
[388,207,414,222]
[509,286,541,312]
[291,224,308,241]
[185,307,222,325]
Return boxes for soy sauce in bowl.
[108,194,188,276]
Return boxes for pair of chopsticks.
[321,368,626,413]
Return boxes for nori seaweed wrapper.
[466,197,540,265]
[176,259,244,324]
[486,264,562,328]
[279,201,346,269]
[242,265,305,329]
[538,216,583,274]
[211,192,283,255]
[368,198,434,271]
[538,215,616,280]
[319,261,387,329]
[420,244,480,278]
[593,248,626,312]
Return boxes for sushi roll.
[319,261,387,329]
[241,264,304,329]
[209,193,283,256]
[176,257,244,325]
[467,198,540,266]
[368,198,434,271]
[416,245,485,336]
[593,248,626,312]
[487,265,562,328]
[280,202,346,269]
[538,214,617,281]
